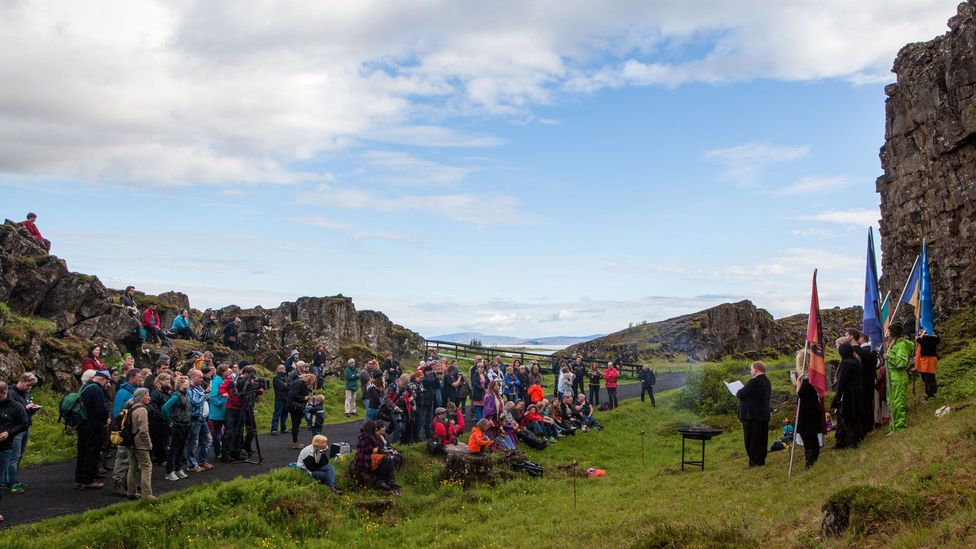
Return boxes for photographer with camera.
[219,365,264,462]
[296,434,342,494]
[287,374,317,449]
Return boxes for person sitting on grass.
[170,309,196,340]
[432,406,465,450]
[575,394,604,431]
[306,395,325,436]
[538,399,567,438]
[354,420,400,491]
[467,418,494,453]
[297,434,342,494]
[560,394,584,431]
[549,397,576,436]
[521,403,557,443]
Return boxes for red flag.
[806,269,827,396]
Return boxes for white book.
[724,380,745,396]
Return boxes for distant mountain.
[429,332,605,347]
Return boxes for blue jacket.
[187,384,207,420]
[208,376,227,420]
[113,382,138,418]
[171,315,191,331]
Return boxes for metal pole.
[572,460,577,510]
[640,430,646,468]
[887,254,920,324]
[788,342,809,479]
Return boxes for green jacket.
[343,366,359,391]
[887,338,915,370]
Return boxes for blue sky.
[0,1,959,337]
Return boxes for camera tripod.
[242,405,264,464]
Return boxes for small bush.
[822,485,922,537]
[673,364,739,417]
[632,523,757,548]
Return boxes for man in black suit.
[736,361,771,467]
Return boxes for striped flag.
[880,291,892,334]
[862,228,883,350]
[807,269,827,396]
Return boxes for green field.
[9,352,976,547]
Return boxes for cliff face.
[561,300,862,363]
[0,220,423,389]
[877,0,976,325]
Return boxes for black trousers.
[921,373,937,398]
[588,385,600,405]
[606,387,618,409]
[290,409,304,443]
[798,432,820,469]
[640,385,656,406]
[75,426,105,484]
[222,408,244,459]
[741,419,769,466]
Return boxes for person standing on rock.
[343,359,359,417]
[285,349,300,374]
[20,213,50,251]
[75,370,111,489]
[885,323,914,431]
[735,361,771,467]
[141,304,171,348]
[222,317,242,350]
[915,329,940,402]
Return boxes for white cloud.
[771,175,853,195]
[799,209,879,227]
[704,143,810,186]
[360,151,474,187]
[290,216,423,244]
[296,185,529,226]
[0,1,955,187]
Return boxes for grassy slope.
[9,357,976,548]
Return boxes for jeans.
[5,431,28,486]
[583,415,603,429]
[419,401,434,439]
[588,385,600,405]
[365,407,379,420]
[474,406,484,420]
[0,448,13,489]
[271,400,288,433]
[185,419,210,467]
[310,464,336,487]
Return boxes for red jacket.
[432,413,465,445]
[604,368,619,388]
[523,411,544,424]
[142,308,160,329]
[527,384,544,403]
[219,376,243,410]
[21,220,44,242]
[82,357,104,372]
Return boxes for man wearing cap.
[432,407,464,450]
[296,434,341,494]
[76,370,111,489]
[126,388,155,500]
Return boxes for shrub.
[822,485,922,537]
[673,364,739,417]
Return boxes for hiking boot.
[201,463,214,470]
[165,472,179,481]
[291,442,303,449]
[8,483,25,495]
[176,470,188,479]
[80,482,105,490]
[190,466,204,473]
[113,480,127,497]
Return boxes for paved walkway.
[1,374,684,527]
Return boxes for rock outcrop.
[561,300,862,362]
[877,0,976,326]
[0,220,423,390]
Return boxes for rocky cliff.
[877,0,976,325]
[561,300,862,363]
[0,220,423,390]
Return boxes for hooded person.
[832,341,863,449]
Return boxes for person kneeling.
[297,435,342,494]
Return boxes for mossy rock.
[821,484,922,537]
[339,342,381,362]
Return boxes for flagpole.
[888,254,920,324]
[788,343,809,479]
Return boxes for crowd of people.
[735,323,939,471]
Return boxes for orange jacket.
[527,384,544,403]
[467,427,492,452]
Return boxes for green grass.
[11,366,976,547]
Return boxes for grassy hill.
[7,351,976,547]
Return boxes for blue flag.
[862,228,883,350]
[919,240,935,334]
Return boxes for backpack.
[109,406,136,446]
[59,384,96,428]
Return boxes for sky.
[0,0,960,338]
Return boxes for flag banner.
[862,228,883,350]
[880,291,892,333]
[919,240,935,334]
[902,256,921,311]
[807,269,827,396]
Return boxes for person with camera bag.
[219,365,263,462]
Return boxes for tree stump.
[440,448,495,487]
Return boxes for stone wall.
[877,0,976,326]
